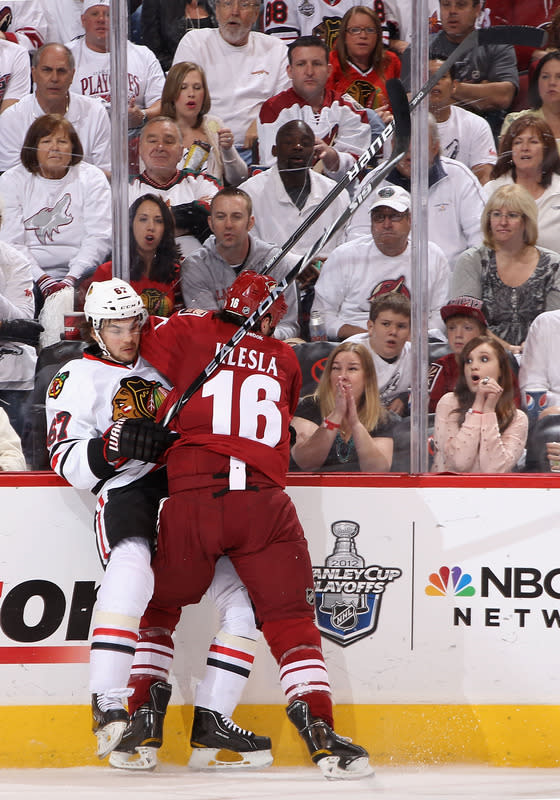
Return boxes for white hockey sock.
[194,631,257,717]
[89,538,153,694]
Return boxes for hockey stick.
[160,83,411,428]
[257,24,546,278]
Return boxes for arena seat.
[291,340,337,399]
[524,415,560,473]
[25,341,86,470]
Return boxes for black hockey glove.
[0,319,44,345]
[104,418,179,463]
[171,202,211,243]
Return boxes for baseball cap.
[83,0,110,12]
[369,185,411,214]
[440,296,488,327]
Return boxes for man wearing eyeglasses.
[312,184,450,340]
[172,0,290,165]
[257,35,371,180]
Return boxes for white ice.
[0,765,559,799]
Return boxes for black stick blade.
[386,79,411,155]
[478,25,547,49]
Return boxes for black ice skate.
[286,699,373,780]
[92,691,129,759]
[188,706,273,769]
[109,681,172,771]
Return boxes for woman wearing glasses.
[450,184,560,355]
[484,115,560,254]
[326,6,401,112]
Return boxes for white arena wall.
[1,471,559,768]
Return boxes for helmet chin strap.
[92,327,112,360]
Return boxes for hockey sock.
[89,538,153,694]
[128,626,174,716]
[195,631,257,717]
[262,618,333,727]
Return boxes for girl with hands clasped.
[291,342,394,472]
[432,336,528,474]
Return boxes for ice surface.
[0,765,559,800]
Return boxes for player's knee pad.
[96,537,154,618]
[216,596,258,639]
[262,617,322,664]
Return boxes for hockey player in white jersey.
[45,279,271,770]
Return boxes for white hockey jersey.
[0,38,30,105]
[46,351,171,494]
[0,0,46,50]
[263,0,402,47]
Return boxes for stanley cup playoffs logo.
[313,520,402,647]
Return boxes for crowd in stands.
[1,0,560,475]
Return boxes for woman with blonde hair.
[451,183,560,354]
[326,6,400,112]
[160,62,248,186]
[291,342,394,472]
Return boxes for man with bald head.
[239,119,349,260]
[0,42,111,173]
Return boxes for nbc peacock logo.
[425,566,476,597]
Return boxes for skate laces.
[96,687,133,713]
[220,714,252,737]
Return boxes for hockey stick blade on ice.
[161,83,411,428]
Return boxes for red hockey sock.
[262,617,333,727]
[127,674,155,717]
[127,626,174,716]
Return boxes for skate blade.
[188,747,273,770]
[318,755,374,781]
[109,747,159,771]
[96,720,128,760]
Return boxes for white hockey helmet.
[84,278,147,331]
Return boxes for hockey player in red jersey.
[109,270,373,779]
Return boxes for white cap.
[369,185,411,214]
[82,0,110,13]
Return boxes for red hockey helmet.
[224,270,287,329]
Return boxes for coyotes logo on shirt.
[24,193,73,245]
